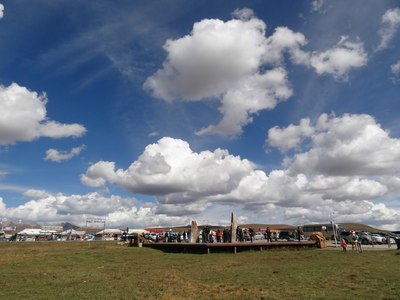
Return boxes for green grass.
[0,242,399,299]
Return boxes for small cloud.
[44,145,86,162]
[23,189,50,200]
[311,0,327,13]
[308,36,368,80]
[148,131,159,137]
[390,60,400,84]
[231,8,254,21]
[377,7,400,51]
[0,3,4,19]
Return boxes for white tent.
[128,229,149,235]
[95,229,122,235]
[18,228,42,236]
[61,229,85,236]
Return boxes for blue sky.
[1,0,400,230]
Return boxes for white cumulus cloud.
[0,83,86,145]
[81,137,254,197]
[79,119,400,229]
[44,145,86,162]
[0,191,189,228]
[145,9,368,136]
[281,113,400,176]
[0,3,4,19]
[267,118,315,152]
[308,36,368,80]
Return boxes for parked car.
[278,230,295,241]
[370,234,386,244]
[339,231,373,245]
[254,232,265,240]
[357,232,373,245]
[339,231,353,244]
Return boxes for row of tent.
[16,228,150,236]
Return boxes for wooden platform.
[142,240,317,254]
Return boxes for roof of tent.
[18,228,42,235]
[128,229,149,235]
[61,229,86,235]
[96,229,122,235]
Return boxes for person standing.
[351,231,357,252]
[341,239,347,252]
[216,229,222,243]
[222,228,229,243]
[297,226,303,242]
[266,227,272,242]
[249,228,255,243]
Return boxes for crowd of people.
[145,226,304,244]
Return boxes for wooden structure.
[143,240,317,254]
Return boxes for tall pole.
[331,212,338,247]
[102,217,106,240]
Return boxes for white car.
[254,232,265,240]
[148,233,160,241]
[371,234,386,244]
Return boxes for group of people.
[201,227,231,243]
[341,230,363,253]
[152,226,304,244]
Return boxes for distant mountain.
[61,222,80,231]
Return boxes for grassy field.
[0,241,399,300]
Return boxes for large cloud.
[81,137,254,196]
[80,116,400,229]
[0,83,86,145]
[271,113,400,176]
[377,7,400,51]
[145,9,367,136]
[0,191,188,228]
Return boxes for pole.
[102,217,106,240]
[331,212,338,247]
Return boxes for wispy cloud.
[44,145,86,162]
[377,7,400,51]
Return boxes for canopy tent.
[18,228,43,236]
[128,229,149,235]
[95,229,122,235]
[145,228,165,233]
[61,229,85,236]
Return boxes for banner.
[2,226,16,231]
[86,218,106,224]
[41,226,63,232]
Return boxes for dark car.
[357,232,373,245]
[278,230,295,241]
